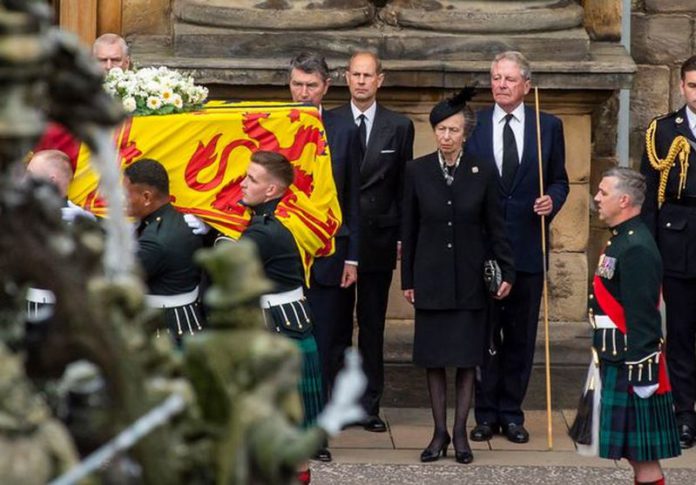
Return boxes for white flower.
[122,97,137,113]
[171,93,183,109]
[161,88,174,104]
[146,96,162,110]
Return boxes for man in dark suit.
[331,51,414,432]
[288,52,361,461]
[466,51,569,444]
[640,54,696,449]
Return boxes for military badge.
[596,254,617,279]
[472,166,479,174]
[676,116,684,124]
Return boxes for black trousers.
[474,271,543,426]
[663,275,696,428]
[306,281,355,403]
[350,270,393,416]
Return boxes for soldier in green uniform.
[123,158,205,344]
[591,167,680,485]
[223,150,324,485]
[640,54,696,449]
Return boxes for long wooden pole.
[534,86,553,450]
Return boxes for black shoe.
[679,424,695,449]
[455,447,474,464]
[504,423,529,444]
[363,415,387,433]
[470,423,499,442]
[313,447,332,462]
[420,435,451,463]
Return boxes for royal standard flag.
[68,101,341,282]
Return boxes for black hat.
[429,87,476,127]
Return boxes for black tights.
[425,367,475,452]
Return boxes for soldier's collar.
[141,202,171,225]
[250,198,281,218]
[609,215,641,236]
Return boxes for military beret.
[429,87,476,128]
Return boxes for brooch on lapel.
[676,116,684,124]
[471,166,479,174]
[596,254,617,279]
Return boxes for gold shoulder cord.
[645,119,691,207]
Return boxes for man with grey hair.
[92,33,130,73]
[288,52,361,463]
[467,50,569,444]
[583,166,680,485]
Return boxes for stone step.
[379,319,589,409]
[172,22,590,61]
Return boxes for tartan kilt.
[599,362,681,461]
[290,333,325,428]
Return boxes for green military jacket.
[137,203,203,295]
[589,215,664,386]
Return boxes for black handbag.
[483,259,502,295]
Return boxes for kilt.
[599,362,681,461]
[291,334,324,428]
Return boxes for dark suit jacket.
[331,103,415,272]
[465,105,568,274]
[640,106,696,278]
[401,152,515,310]
[311,108,361,286]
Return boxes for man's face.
[289,68,329,107]
[345,54,384,106]
[491,58,531,113]
[123,176,148,219]
[241,163,277,206]
[594,176,625,227]
[434,112,466,158]
[680,70,696,115]
[94,42,130,73]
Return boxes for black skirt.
[413,308,485,368]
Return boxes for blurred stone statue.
[189,242,367,484]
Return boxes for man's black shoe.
[313,447,332,462]
[363,415,387,433]
[679,424,695,449]
[504,423,529,444]
[469,423,499,442]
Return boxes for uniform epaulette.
[652,110,677,123]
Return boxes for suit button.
[447,200,452,205]
[666,222,671,228]
[447,243,452,249]
[507,196,512,200]
[447,221,452,226]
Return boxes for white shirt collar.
[493,102,525,124]
[685,106,696,135]
[350,100,377,123]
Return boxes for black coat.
[640,106,696,278]
[311,109,361,286]
[331,103,415,272]
[401,152,515,310]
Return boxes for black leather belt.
[664,197,696,207]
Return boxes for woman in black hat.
[401,89,515,464]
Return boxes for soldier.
[123,158,205,344]
[640,54,696,449]
[590,167,680,485]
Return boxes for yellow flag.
[68,101,341,282]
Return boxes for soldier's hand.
[341,263,357,288]
[493,281,512,300]
[183,214,211,235]
[403,289,415,304]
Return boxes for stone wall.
[630,1,696,166]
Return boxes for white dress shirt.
[350,100,377,146]
[686,105,696,139]
[492,103,526,176]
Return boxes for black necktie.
[358,114,367,153]
[502,113,519,192]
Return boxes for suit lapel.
[675,106,696,142]
[511,106,537,193]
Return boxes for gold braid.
[645,118,691,208]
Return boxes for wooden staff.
[534,86,553,450]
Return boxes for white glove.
[317,348,367,436]
[183,214,210,235]
[61,202,97,223]
[633,384,658,399]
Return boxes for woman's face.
[434,112,466,158]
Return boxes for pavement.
[310,407,696,484]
